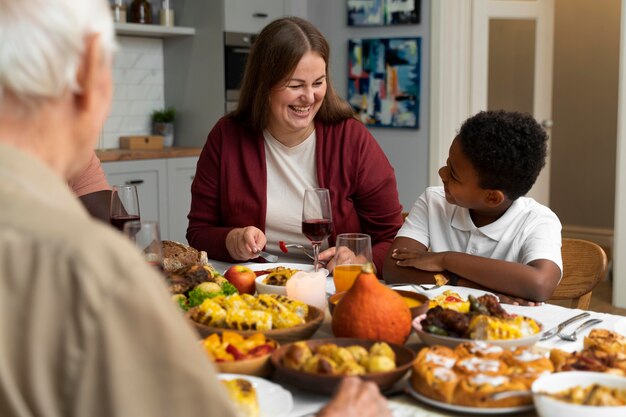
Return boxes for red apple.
[224,265,257,295]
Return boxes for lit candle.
[286,271,327,310]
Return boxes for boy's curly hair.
[458,110,547,200]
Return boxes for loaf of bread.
[162,240,208,272]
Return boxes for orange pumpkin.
[331,263,412,345]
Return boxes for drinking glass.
[333,233,372,293]
[110,184,140,231]
[302,188,333,272]
[123,220,164,271]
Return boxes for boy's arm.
[383,237,449,284]
[392,249,561,302]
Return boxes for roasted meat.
[165,264,218,294]
[423,306,470,337]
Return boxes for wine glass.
[333,233,372,293]
[123,220,164,272]
[302,188,333,272]
[110,184,140,231]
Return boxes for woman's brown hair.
[232,17,354,131]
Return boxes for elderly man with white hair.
[0,1,394,417]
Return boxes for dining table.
[208,257,626,417]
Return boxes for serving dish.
[186,304,325,345]
[407,385,533,414]
[328,290,428,319]
[255,268,329,296]
[532,371,626,417]
[218,373,293,417]
[412,315,543,349]
[270,337,416,395]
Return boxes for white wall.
[307,0,431,210]
[100,37,165,149]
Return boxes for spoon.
[557,318,603,341]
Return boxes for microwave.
[224,31,256,111]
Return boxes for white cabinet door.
[224,0,285,33]
[167,157,199,244]
[102,159,169,240]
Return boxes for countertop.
[96,147,202,162]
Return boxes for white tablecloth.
[206,259,626,417]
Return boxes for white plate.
[412,315,543,349]
[229,262,327,275]
[614,317,626,336]
[407,385,534,414]
[255,268,330,296]
[218,373,293,417]
[401,285,499,301]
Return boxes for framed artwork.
[347,0,421,26]
[348,37,421,128]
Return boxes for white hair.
[0,0,117,111]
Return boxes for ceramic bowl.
[328,289,429,319]
[186,304,325,345]
[209,339,279,378]
[270,337,416,395]
[255,268,329,296]
[532,371,626,417]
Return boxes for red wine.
[302,219,332,243]
[110,215,140,231]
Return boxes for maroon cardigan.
[187,116,403,275]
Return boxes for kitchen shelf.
[114,22,195,38]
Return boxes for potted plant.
[152,107,176,147]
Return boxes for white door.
[471,0,555,205]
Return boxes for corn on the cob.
[254,294,305,328]
[270,294,309,319]
[469,315,540,340]
[225,309,272,331]
[191,299,227,327]
[220,294,250,311]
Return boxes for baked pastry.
[584,329,626,354]
[455,341,505,359]
[453,374,528,408]
[221,378,259,417]
[454,355,508,376]
[162,240,209,272]
[412,342,545,408]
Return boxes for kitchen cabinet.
[224,0,286,33]
[102,156,198,243]
[166,157,199,244]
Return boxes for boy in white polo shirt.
[383,110,562,303]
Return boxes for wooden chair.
[548,238,608,310]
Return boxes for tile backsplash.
[99,36,165,149]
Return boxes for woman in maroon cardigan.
[187,17,403,276]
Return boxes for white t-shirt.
[263,129,328,259]
[397,186,563,273]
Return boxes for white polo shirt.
[397,187,563,273]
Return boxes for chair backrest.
[548,238,608,310]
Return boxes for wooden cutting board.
[119,135,164,150]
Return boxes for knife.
[539,312,591,341]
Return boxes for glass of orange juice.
[333,233,372,293]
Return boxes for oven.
[224,31,256,112]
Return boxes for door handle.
[253,12,268,18]
[125,179,144,185]
[541,119,553,128]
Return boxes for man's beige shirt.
[0,143,237,417]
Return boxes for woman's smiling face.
[267,51,327,144]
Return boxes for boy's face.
[438,136,490,209]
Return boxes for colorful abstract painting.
[348,37,421,128]
[347,0,420,26]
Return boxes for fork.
[557,318,603,341]
[279,242,327,266]
[387,282,446,291]
[255,249,278,263]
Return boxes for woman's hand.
[316,377,392,417]
[225,226,267,260]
